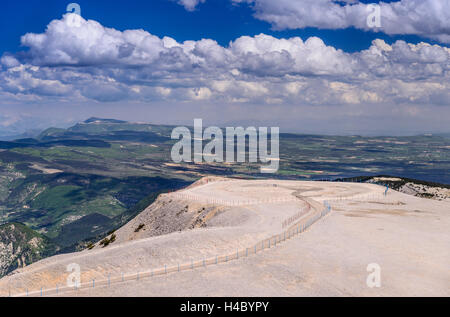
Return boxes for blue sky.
[0,0,449,136]
[1,0,443,53]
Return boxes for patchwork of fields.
[0,118,449,276]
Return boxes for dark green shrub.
[135,224,145,233]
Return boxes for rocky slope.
[366,176,450,201]
[89,195,224,250]
[0,223,58,277]
[89,176,229,249]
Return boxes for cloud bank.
[0,14,447,108]
[182,0,450,44]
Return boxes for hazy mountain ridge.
[38,117,174,141]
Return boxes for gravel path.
[2,179,447,297]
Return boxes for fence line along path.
[4,179,388,297]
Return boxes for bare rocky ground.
[0,178,448,297]
[370,177,450,201]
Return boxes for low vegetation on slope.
[339,175,450,201]
[0,223,58,277]
[0,118,192,272]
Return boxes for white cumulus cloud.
[0,14,447,110]
[177,0,206,11]
[191,0,450,44]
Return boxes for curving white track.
[1,179,448,297]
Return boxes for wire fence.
[3,185,387,297]
[169,192,298,206]
[6,182,390,297]
[8,200,333,298]
[0,180,389,297]
[326,192,389,205]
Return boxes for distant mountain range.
[2,117,450,141]
[83,117,128,124]
[0,118,174,149]
[0,129,42,142]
